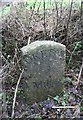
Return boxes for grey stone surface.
[21,41,66,104]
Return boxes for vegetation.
[0,0,81,16]
[0,0,83,119]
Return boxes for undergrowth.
[0,1,83,119]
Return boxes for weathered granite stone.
[21,41,66,104]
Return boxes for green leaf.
[35,114,42,120]
[0,93,3,99]
[62,101,66,106]
[80,107,83,111]
[54,95,59,101]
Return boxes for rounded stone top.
[21,40,66,55]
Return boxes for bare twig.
[37,1,42,13]
[13,41,18,63]
[52,106,76,109]
[2,58,21,79]
[54,0,59,30]
[15,18,25,38]
[1,54,9,64]
[28,0,37,27]
[65,0,73,42]
[60,0,63,19]
[27,36,31,45]
[68,42,79,65]
[80,0,83,21]
[11,69,24,118]
[43,0,47,38]
[77,58,83,84]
